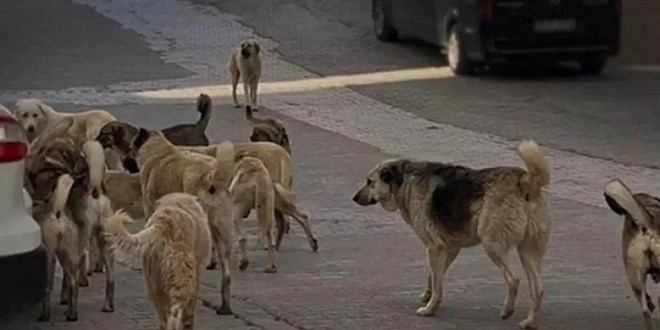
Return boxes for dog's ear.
[380,160,408,187]
[254,42,261,55]
[604,194,627,216]
[132,127,150,149]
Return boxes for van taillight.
[478,0,494,21]
[0,115,28,163]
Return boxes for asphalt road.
[1,0,660,329]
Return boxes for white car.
[0,104,45,313]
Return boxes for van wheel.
[447,25,476,75]
[579,58,607,75]
[373,0,397,42]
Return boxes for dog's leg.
[37,252,56,322]
[416,247,448,316]
[288,211,319,252]
[166,303,184,330]
[233,203,250,271]
[99,232,115,313]
[517,242,546,329]
[250,80,259,111]
[231,70,240,108]
[483,241,520,320]
[215,238,233,315]
[421,249,459,303]
[274,211,286,251]
[206,242,218,270]
[60,255,79,322]
[59,274,69,305]
[631,271,656,330]
[243,81,251,110]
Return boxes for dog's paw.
[79,279,89,287]
[233,104,241,108]
[263,265,277,273]
[518,318,537,329]
[206,261,217,270]
[101,305,114,313]
[65,313,78,322]
[238,259,249,271]
[420,291,431,303]
[500,308,514,320]
[216,305,233,315]
[94,265,104,273]
[415,306,436,317]
[310,239,319,252]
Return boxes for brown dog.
[245,106,291,156]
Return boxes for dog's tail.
[196,94,212,131]
[52,174,75,216]
[245,106,269,125]
[213,141,236,186]
[103,210,161,261]
[604,179,653,227]
[82,140,106,199]
[517,140,550,199]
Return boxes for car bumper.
[0,246,47,315]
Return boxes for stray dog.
[25,132,115,313]
[131,128,235,314]
[34,174,81,322]
[183,142,318,252]
[15,98,115,143]
[246,106,291,155]
[15,98,123,170]
[229,155,311,273]
[103,193,212,330]
[604,179,660,330]
[352,140,551,329]
[96,94,212,173]
[228,39,262,110]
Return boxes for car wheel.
[372,0,397,42]
[579,58,607,75]
[447,25,476,75]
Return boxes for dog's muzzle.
[26,125,35,133]
[352,191,376,206]
[241,48,250,58]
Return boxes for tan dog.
[103,193,212,330]
[34,174,81,322]
[131,128,235,314]
[353,140,551,329]
[183,142,318,252]
[229,39,262,110]
[246,106,291,155]
[228,156,311,273]
[604,180,660,330]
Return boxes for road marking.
[2,0,659,209]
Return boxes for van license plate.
[534,19,576,33]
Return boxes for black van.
[372,0,621,75]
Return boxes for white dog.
[228,39,262,111]
[15,99,124,170]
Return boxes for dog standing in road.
[245,106,291,156]
[353,140,551,329]
[604,179,660,330]
[103,193,212,330]
[229,39,262,110]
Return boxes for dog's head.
[96,121,138,154]
[14,99,52,140]
[250,124,288,147]
[352,159,409,212]
[240,39,261,58]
